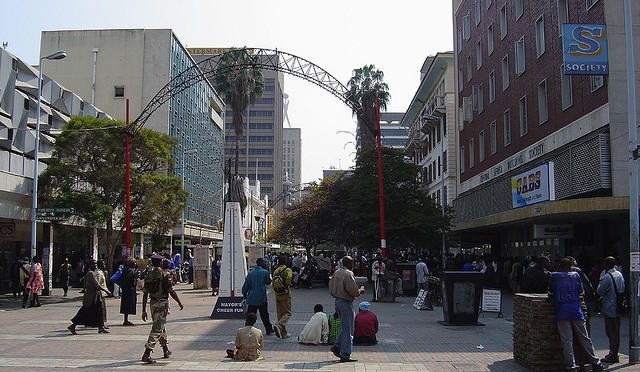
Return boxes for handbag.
[109,267,123,286]
[608,272,628,314]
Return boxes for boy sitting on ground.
[298,304,329,345]
[226,312,264,361]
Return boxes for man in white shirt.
[298,304,329,345]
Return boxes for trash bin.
[397,263,417,296]
[440,271,483,325]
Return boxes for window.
[504,110,512,146]
[473,84,484,113]
[467,55,473,81]
[519,96,528,136]
[535,15,546,57]
[561,67,573,109]
[591,75,604,91]
[515,0,523,19]
[558,0,568,35]
[469,138,475,168]
[487,23,495,55]
[463,13,471,40]
[475,0,482,25]
[500,4,508,39]
[460,146,466,173]
[457,28,464,53]
[587,0,600,9]
[114,86,125,98]
[458,66,464,92]
[502,55,510,90]
[490,121,497,154]
[515,37,526,75]
[476,41,483,69]
[538,80,548,124]
[443,150,448,172]
[24,98,29,111]
[479,130,485,162]
[489,71,496,103]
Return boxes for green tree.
[341,147,449,253]
[347,64,390,149]
[272,148,450,256]
[213,48,264,175]
[38,116,186,271]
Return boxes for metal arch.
[129,47,366,135]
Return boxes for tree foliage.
[347,64,390,149]
[213,47,264,174]
[38,116,186,270]
[271,147,451,256]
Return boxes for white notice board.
[481,288,502,313]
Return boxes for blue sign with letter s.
[562,24,609,75]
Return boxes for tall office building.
[283,127,302,187]
[188,48,284,210]
[451,1,640,262]
[41,29,225,250]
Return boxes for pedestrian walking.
[328,256,364,363]
[58,258,72,297]
[120,257,138,326]
[548,258,603,371]
[19,257,31,308]
[10,257,22,298]
[141,254,184,364]
[68,259,112,335]
[96,259,109,328]
[211,256,220,296]
[272,254,293,338]
[597,256,625,364]
[26,256,44,307]
[241,258,275,335]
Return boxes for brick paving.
[0,278,636,371]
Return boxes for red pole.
[125,99,132,257]
[375,97,387,258]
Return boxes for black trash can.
[440,271,484,325]
[397,263,417,296]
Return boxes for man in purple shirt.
[548,258,603,372]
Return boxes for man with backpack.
[272,254,293,338]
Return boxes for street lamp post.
[31,50,67,259]
[423,113,446,271]
[181,148,198,261]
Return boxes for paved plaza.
[0,278,636,371]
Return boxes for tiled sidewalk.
[0,278,634,371]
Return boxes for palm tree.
[213,48,264,175]
[347,65,390,149]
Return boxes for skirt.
[71,299,104,327]
[119,287,137,315]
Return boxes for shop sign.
[511,163,555,208]
[562,24,609,75]
[533,224,574,239]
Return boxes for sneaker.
[273,325,281,338]
[591,362,605,371]
[282,334,291,339]
[339,357,358,363]
[266,330,275,336]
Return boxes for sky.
[1,0,454,183]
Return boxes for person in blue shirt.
[597,256,625,364]
[241,258,275,336]
[548,258,603,372]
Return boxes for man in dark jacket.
[241,258,275,336]
[521,255,551,293]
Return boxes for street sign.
[36,207,74,213]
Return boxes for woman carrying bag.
[68,259,112,334]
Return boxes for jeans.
[334,298,355,358]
